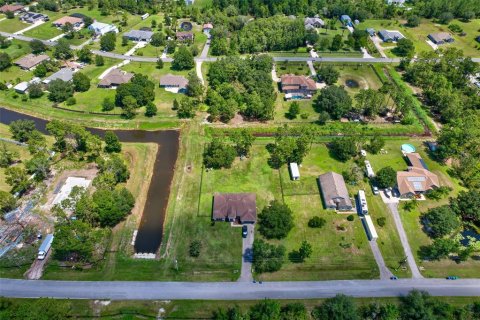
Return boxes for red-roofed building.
[212,193,257,224]
[0,4,24,14]
[280,74,317,99]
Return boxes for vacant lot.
[332,64,384,96]
[0,18,29,33]
[276,61,311,76]
[23,21,63,40]
[0,40,31,60]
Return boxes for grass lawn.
[0,40,31,60]
[358,19,480,57]
[329,64,384,96]
[274,96,318,122]
[0,65,34,84]
[0,18,29,33]
[135,44,164,57]
[276,61,311,76]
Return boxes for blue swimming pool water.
[401,143,416,153]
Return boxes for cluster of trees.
[213,290,480,320]
[115,74,156,118]
[203,130,255,169]
[266,125,314,169]
[211,0,479,20]
[328,134,385,162]
[206,55,275,122]
[419,189,480,262]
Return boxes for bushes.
[258,200,294,239]
[347,214,355,221]
[308,216,326,228]
[377,217,386,227]
[189,240,202,257]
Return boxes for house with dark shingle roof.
[98,68,133,88]
[318,172,353,211]
[378,29,405,42]
[176,31,194,42]
[20,11,49,23]
[428,32,454,45]
[159,74,189,93]
[123,29,154,42]
[212,193,257,224]
[14,54,50,70]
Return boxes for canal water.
[0,108,179,254]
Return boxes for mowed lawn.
[0,18,29,33]
[276,61,311,76]
[331,64,384,96]
[0,39,31,59]
[357,19,480,57]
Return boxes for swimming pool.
[401,143,416,153]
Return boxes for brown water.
[0,108,179,253]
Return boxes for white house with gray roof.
[88,21,118,36]
[42,68,74,84]
[123,29,154,42]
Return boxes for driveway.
[385,201,424,279]
[238,224,254,282]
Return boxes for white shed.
[365,160,375,178]
[363,215,378,241]
[289,162,300,181]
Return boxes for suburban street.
[2,31,479,64]
[1,278,480,300]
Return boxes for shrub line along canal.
[0,108,179,254]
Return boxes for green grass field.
[0,18,29,33]
[276,61,311,76]
[23,21,63,40]
[332,64,384,96]
[0,40,31,60]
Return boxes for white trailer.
[38,234,54,260]
[358,190,368,214]
[365,160,375,178]
[363,215,378,241]
[289,162,300,181]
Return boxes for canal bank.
[0,108,179,254]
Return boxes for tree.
[172,46,194,70]
[354,89,385,117]
[104,131,121,153]
[151,32,165,47]
[438,12,454,24]
[33,63,47,77]
[317,65,340,85]
[400,290,453,320]
[360,302,399,320]
[102,97,115,111]
[100,32,116,52]
[419,238,459,260]
[314,86,352,120]
[53,220,96,262]
[5,166,31,194]
[186,72,204,98]
[29,39,47,54]
[0,35,11,48]
[203,137,236,169]
[121,36,128,46]
[392,38,415,57]
[367,135,385,154]
[376,167,397,189]
[121,95,137,119]
[1,298,72,320]
[308,216,326,228]
[115,74,155,107]
[330,34,343,51]
[406,15,421,27]
[77,47,92,63]
[230,129,255,157]
[297,240,312,262]
[0,143,19,168]
[48,79,74,102]
[329,137,358,162]
[145,101,157,117]
[0,52,12,71]
[422,205,460,238]
[156,58,164,69]
[177,97,196,118]
[266,126,313,169]
[189,240,202,257]
[250,300,281,320]
[212,305,248,320]
[9,120,36,142]
[5,11,14,19]
[281,303,308,320]
[95,55,104,66]
[258,200,294,239]
[25,154,51,181]
[451,190,480,223]
[89,187,134,227]
[287,101,300,119]
[252,239,285,273]
[27,130,47,155]
[312,294,359,320]
[72,72,91,92]
[54,38,73,59]
[0,191,16,218]
[96,154,130,185]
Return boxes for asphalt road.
[2,30,479,63]
[1,278,480,300]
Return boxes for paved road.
[386,202,424,279]
[239,224,254,282]
[1,278,480,300]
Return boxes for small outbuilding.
[212,193,257,224]
[289,163,300,181]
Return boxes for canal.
[0,108,179,254]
